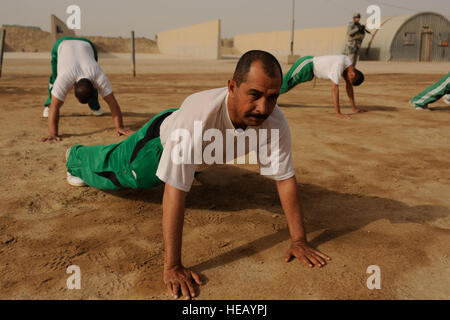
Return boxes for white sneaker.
[67,172,86,187]
[43,107,49,118]
[444,94,450,105]
[66,147,86,187]
[410,100,429,110]
[92,107,104,116]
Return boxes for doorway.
[420,27,433,62]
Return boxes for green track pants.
[410,73,450,108]
[66,109,177,190]
[280,56,315,94]
[44,36,101,111]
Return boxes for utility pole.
[131,30,136,77]
[290,0,295,56]
[287,0,299,64]
[0,29,6,78]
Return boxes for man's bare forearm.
[162,183,202,299]
[276,176,307,242]
[48,109,60,136]
[103,93,124,130]
[276,176,331,267]
[346,81,357,110]
[162,183,188,269]
[48,98,63,136]
[332,83,341,115]
[111,107,124,130]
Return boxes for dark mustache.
[245,113,269,120]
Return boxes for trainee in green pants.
[280,56,315,94]
[410,72,450,108]
[66,109,177,190]
[44,36,101,111]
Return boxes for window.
[403,32,416,46]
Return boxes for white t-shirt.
[156,87,295,192]
[51,40,113,102]
[313,55,352,85]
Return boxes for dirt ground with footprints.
[0,55,449,299]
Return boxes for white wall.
[234,26,347,61]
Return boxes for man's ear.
[343,71,352,85]
[347,65,355,76]
[228,79,237,97]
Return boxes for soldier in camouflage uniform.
[344,13,368,67]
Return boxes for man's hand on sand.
[164,264,203,300]
[40,135,62,142]
[285,240,331,268]
[117,127,134,136]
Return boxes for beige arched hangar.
[361,12,450,62]
[233,12,450,62]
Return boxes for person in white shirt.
[281,55,366,119]
[41,37,132,142]
[65,50,331,299]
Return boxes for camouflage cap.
[353,12,361,18]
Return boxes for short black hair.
[74,78,95,104]
[232,50,283,87]
[352,69,365,86]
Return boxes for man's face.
[74,94,91,104]
[354,17,361,23]
[228,61,281,129]
[75,96,86,104]
[344,67,356,85]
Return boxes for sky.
[1,0,449,39]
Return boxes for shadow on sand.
[58,113,157,138]
[104,166,448,273]
[429,106,450,111]
[278,104,398,112]
[60,111,156,118]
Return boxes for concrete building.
[51,14,75,41]
[157,20,221,59]
[234,26,347,61]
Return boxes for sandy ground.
[0,55,449,299]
